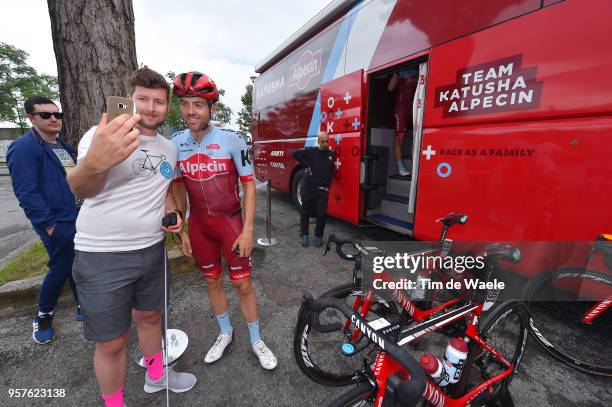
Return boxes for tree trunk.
[47,0,138,148]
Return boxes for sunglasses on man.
[32,111,64,120]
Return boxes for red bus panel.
[319,70,364,224]
[425,0,612,127]
[414,116,612,242]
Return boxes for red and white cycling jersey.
[172,127,254,216]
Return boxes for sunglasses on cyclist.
[32,112,64,120]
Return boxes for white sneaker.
[252,340,277,370]
[205,330,233,363]
[398,168,411,177]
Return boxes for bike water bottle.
[419,354,450,386]
[443,337,468,384]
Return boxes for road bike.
[522,234,612,376]
[303,286,529,406]
[294,214,491,386]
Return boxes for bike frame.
[582,295,612,324]
[369,297,516,407]
[344,248,470,342]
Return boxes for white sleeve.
[77,126,97,161]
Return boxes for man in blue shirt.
[7,96,80,344]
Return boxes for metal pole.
[257,179,279,246]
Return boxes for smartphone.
[107,96,134,122]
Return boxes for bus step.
[367,213,413,235]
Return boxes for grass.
[0,226,191,285]
[0,242,48,285]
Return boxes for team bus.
[251,0,612,272]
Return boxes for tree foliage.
[164,71,232,133]
[0,42,59,131]
[237,82,253,135]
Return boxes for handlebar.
[303,293,426,407]
[324,233,361,261]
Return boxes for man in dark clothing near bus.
[292,131,335,247]
[7,95,80,345]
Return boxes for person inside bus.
[388,68,418,177]
[292,131,335,247]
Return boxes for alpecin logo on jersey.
[178,153,231,181]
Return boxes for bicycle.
[303,284,529,407]
[132,149,168,177]
[294,214,477,386]
[522,234,612,376]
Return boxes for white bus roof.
[254,0,356,73]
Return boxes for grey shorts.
[72,240,170,342]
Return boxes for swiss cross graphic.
[343,91,352,104]
[334,158,342,170]
[422,145,436,160]
[319,70,362,135]
[334,134,342,144]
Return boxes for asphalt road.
[0,189,610,406]
[0,175,37,267]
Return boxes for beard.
[139,116,165,131]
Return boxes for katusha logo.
[178,154,232,181]
[435,55,543,117]
[289,49,322,90]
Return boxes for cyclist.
[388,68,418,176]
[68,67,196,407]
[171,71,277,370]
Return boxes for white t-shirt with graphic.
[74,126,177,252]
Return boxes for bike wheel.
[132,158,149,177]
[294,283,399,386]
[329,382,376,407]
[454,300,529,404]
[523,268,612,376]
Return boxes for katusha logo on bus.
[289,49,322,90]
[178,154,231,181]
[435,54,543,117]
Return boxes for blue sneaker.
[300,235,309,247]
[315,236,323,247]
[76,307,83,322]
[32,313,54,344]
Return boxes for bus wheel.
[291,168,306,213]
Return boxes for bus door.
[363,60,428,235]
[319,69,364,224]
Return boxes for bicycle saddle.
[437,213,468,227]
[484,243,521,264]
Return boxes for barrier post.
[257,179,279,246]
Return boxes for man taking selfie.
[68,67,196,407]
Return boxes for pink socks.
[144,351,164,381]
[102,386,124,407]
